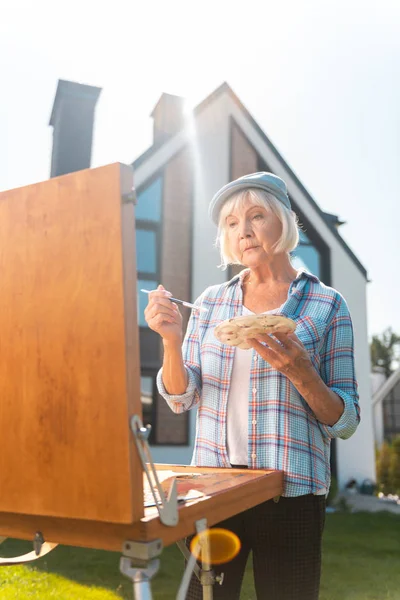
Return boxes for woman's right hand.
[144,284,183,344]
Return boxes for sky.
[1,0,399,339]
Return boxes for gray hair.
[216,188,300,269]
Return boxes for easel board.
[0,163,142,525]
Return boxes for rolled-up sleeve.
[156,297,203,414]
[318,296,361,439]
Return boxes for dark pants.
[184,492,326,600]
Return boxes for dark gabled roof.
[132,82,367,279]
[323,212,346,228]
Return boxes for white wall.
[373,402,384,448]
[330,252,376,487]
[190,94,231,300]
[371,369,389,448]
[371,370,386,447]
[371,370,387,395]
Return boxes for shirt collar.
[226,267,319,288]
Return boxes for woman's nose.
[239,220,253,238]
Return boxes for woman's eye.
[252,214,263,220]
[228,221,237,228]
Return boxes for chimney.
[151,93,185,144]
[49,79,102,178]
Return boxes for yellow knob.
[190,528,241,565]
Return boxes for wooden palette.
[214,314,296,349]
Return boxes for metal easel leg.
[197,518,213,600]
[120,540,163,600]
[176,518,224,600]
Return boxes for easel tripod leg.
[199,523,213,600]
[177,518,224,600]
[120,539,164,600]
[120,556,160,600]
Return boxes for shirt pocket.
[291,315,328,358]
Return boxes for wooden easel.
[0,164,283,599]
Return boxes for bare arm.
[284,358,344,425]
[161,339,188,395]
[144,285,188,395]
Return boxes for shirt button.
[254,355,258,362]
[251,453,257,459]
[252,420,257,425]
[252,387,257,394]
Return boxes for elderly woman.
[144,172,360,600]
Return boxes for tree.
[370,327,400,378]
[389,436,400,496]
[376,441,392,495]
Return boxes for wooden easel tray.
[0,465,283,551]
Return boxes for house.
[372,366,400,446]
[48,79,376,490]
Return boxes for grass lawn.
[0,512,399,599]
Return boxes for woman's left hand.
[247,332,318,386]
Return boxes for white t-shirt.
[226,306,263,465]
[226,306,327,496]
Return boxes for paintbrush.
[140,289,208,313]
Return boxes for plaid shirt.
[157,269,360,497]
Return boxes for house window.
[291,229,322,278]
[140,372,189,446]
[136,229,157,273]
[136,176,162,327]
[136,177,162,222]
[137,278,158,326]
